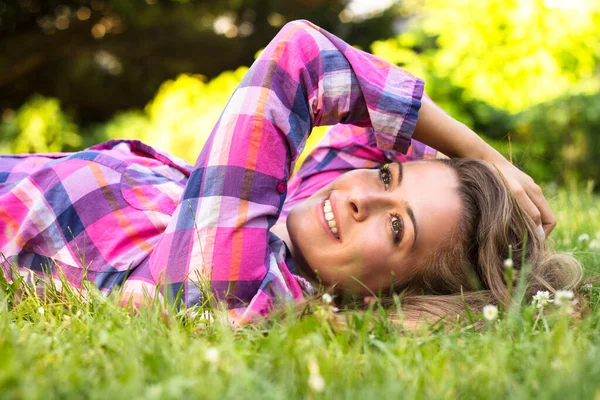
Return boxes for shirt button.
[277,181,286,194]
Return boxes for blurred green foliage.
[510,92,600,184]
[375,0,600,113]
[1,0,599,186]
[94,67,249,163]
[0,96,81,154]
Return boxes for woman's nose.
[348,187,387,222]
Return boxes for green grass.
[1,186,600,399]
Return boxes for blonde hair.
[375,158,587,328]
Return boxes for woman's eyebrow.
[394,162,419,250]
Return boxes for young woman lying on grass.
[0,20,587,327]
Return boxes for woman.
[0,20,584,326]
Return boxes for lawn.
[1,185,599,399]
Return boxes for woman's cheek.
[356,235,391,272]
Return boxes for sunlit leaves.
[0,96,81,154]
[375,0,600,112]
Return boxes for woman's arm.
[130,20,425,323]
[413,95,556,238]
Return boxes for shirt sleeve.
[134,20,424,323]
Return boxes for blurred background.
[1,0,599,186]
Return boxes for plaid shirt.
[0,20,435,324]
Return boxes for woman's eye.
[389,213,403,245]
[378,164,392,190]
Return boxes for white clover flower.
[581,283,593,293]
[554,290,575,307]
[483,304,498,321]
[308,373,325,393]
[532,290,553,309]
[205,347,220,364]
[322,293,333,305]
[578,233,590,243]
[503,258,514,269]
[37,307,45,315]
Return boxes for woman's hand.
[487,158,556,239]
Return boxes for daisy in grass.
[483,305,498,321]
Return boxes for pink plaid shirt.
[0,20,437,324]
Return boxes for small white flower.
[532,290,553,309]
[581,283,593,293]
[308,374,325,393]
[322,293,333,305]
[37,307,45,315]
[554,290,575,307]
[483,305,498,321]
[578,233,590,243]
[503,258,514,269]
[205,347,220,364]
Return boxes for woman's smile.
[319,197,341,242]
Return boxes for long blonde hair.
[375,158,587,327]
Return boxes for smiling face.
[285,161,463,295]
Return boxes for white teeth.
[323,199,339,239]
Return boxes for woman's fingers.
[495,160,556,239]
[525,182,556,237]
[511,183,542,226]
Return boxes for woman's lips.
[319,197,341,242]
